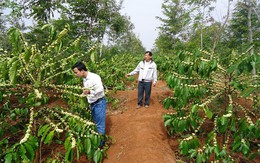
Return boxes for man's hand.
[153,83,156,87]
[83,89,90,95]
[125,74,130,78]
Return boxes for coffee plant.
[88,53,140,91]
[163,49,259,162]
[0,25,107,163]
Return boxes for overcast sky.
[119,0,164,50]
[119,0,236,50]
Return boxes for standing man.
[72,61,106,138]
[126,51,157,109]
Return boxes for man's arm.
[153,64,158,87]
[126,62,141,77]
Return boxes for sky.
[118,0,236,50]
[119,0,164,50]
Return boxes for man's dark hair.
[143,51,154,63]
[145,51,152,56]
[72,61,88,71]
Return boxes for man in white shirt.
[72,61,106,143]
[126,51,158,109]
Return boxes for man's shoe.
[137,105,142,109]
[145,105,149,108]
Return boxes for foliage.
[226,1,260,53]
[163,49,260,162]
[155,0,260,56]
[88,54,140,91]
[156,0,192,52]
[0,25,108,162]
[155,0,217,53]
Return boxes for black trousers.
[138,81,152,106]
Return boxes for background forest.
[0,0,260,56]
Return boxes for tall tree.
[58,0,123,43]
[104,13,145,54]
[184,0,216,49]
[227,1,260,53]
[0,0,12,49]
[156,0,192,52]
[0,2,7,49]
[155,0,220,53]
[2,0,143,56]
[21,0,59,23]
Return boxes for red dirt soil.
[103,80,177,163]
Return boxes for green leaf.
[20,144,28,161]
[23,48,32,63]
[80,98,87,108]
[40,126,51,142]
[4,153,13,163]
[205,107,213,119]
[196,153,202,163]
[9,60,19,84]
[85,138,92,155]
[38,124,50,136]
[193,137,200,148]
[163,98,171,109]
[226,105,233,111]
[34,102,42,107]
[65,147,73,162]
[219,149,227,157]
[93,149,102,163]
[44,130,54,144]
[65,136,71,150]
[164,118,173,127]
[14,108,21,115]
[191,105,198,113]
[93,135,98,147]
[58,41,63,53]
[221,117,227,126]
[90,52,95,63]
[230,117,236,132]
[189,149,197,158]
[178,120,185,133]
[211,59,217,71]
[242,144,250,156]
[0,127,4,137]
[8,56,18,67]
[10,113,16,120]
[214,146,220,156]
[34,53,42,68]
[206,131,214,144]
[24,143,34,160]
[180,141,189,155]
[41,24,52,30]
[0,62,8,80]
[232,141,241,151]
[240,87,255,97]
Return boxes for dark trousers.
[138,81,152,106]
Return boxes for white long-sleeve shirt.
[83,72,105,104]
[129,60,157,84]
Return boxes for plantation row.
[0,25,259,162]
[163,50,260,162]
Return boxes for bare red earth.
[103,80,176,163]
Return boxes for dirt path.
[104,80,176,163]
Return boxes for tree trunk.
[248,1,253,54]
[247,0,256,80]
[211,0,231,55]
